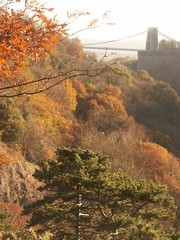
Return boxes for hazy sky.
[45,0,180,42]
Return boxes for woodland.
[0,0,180,239]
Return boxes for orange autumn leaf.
[88,19,98,27]
[0,0,67,85]
[0,153,13,164]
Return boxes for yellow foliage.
[27,93,66,134]
[26,93,79,146]
[88,83,98,92]
[63,80,77,111]
[96,93,127,114]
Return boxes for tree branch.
[0,64,111,97]
[97,203,113,221]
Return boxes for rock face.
[0,160,42,205]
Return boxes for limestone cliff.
[0,142,42,205]
[0,160,42,205]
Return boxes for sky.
[44,0,180,42]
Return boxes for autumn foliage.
[139,141,180,194]
[0,153,13,164]
[0,202,28,231]
[0,0,179,234]
[0,0,67,95]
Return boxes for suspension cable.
[158,31,179,43]
[83,30,148,46]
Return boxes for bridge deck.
[83,46,145,52]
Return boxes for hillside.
[0,37,179,231]
[0,1,179,238]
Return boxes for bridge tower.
[146,27,158,50]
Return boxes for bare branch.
[0,64,111,98]
[97,203,112,220]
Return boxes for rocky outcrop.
[0,160,42,205]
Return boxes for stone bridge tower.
[146,27,158,50]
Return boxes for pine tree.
[97,172,178,239]
[24,148,179,240]
[24,148,111,239]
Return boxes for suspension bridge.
[83,28,179,52]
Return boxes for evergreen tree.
[97,172,178,239]
[0,207,52,239]
[0,207,11,233]
[24,148,179,240]
[24,148,111,239]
